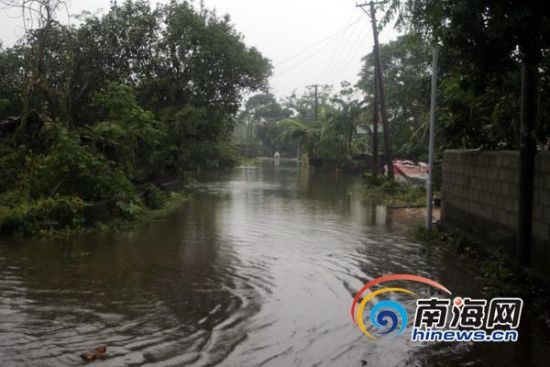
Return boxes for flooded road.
[0,159,548,366]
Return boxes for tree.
[236,93,292,156]
[274,83,365,170]
[242,93,291,123]
[283,85,333,123]
[0,42,23,119]
[358,34,432,161]
[330,81,364,157]
[383,0,550,264]
[0,0,272,234]
[0,0,71,123]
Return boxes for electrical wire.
[274,18,362,68]
[316,11,362,82]
[325,19,370,86]
[319,14,367,85]
[273,19,362,78]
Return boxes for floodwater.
[0,159,548,366]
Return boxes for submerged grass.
[86,191,188,234]
[0,189,188,239]
[361,173,427,207]
[239,157,258,167]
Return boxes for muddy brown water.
[0,159,548,366]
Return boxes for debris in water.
[80,345,107,362]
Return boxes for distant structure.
[274,151,281,166]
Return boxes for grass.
[0,191,189,239]
[415,225,549,302]
[361,173,427,207]
[239,157,257,167]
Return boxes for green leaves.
[88,82,165,176]
[31,123,135,202]
[379,0,550,151]
[0,195,88,235]
[158,1,271,113]
[358,33,432,161]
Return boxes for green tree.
[87,82,164,177]
[382,0,550,263]
[358,34,432,161]
[0,43,23,118]
[237,93,292,156]
[275,83,365,170]
[0,0,272,234]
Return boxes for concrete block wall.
[442,150,550,278]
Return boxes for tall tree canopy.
[0,0,271,234]
[358,33,432,161]
[381,0,550,148]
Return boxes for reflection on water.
[0,159,548,366]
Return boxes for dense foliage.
[0,0,271,234]
[380,0,550,150]
[358,33,432,161]
[237,83,370,171]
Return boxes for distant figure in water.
[274,151,280,166]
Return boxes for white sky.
[0,0,399,99]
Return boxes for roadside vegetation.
[235,6,550,195]
[2,0,549,237]
[415,226,549,305]
[239,27,548,164]
[0,0,271,236]
[361,174,426,207]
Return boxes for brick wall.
[442,150,550,278]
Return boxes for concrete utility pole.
[426,46,439,230]
[517,61,538,266]
[314,84,319,123]
[357,1,394,180]
[307,84,320,123]
[372,65,379,177]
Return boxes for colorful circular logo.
[350,274,452,340]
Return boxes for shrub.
[0,196,88,235]
[29,123,136,202]
[142,183,166,210]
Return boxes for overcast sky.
[0,0,399,99]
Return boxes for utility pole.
[307,84,320,123]
[314,84,319,123]
[517,61,538,266]
[357,1,394,180]
[426,46,439,230]
[372,65,379,177]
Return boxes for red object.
[80,346,107,362]
[393,160,428,177]
[385,160,429,184]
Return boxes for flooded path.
[0,159,547,366]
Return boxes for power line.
[323,18,369,85]
[337,21,370,82]
[317,13,363,83]
[274,18,362,68]
[274,40,341,77]
[315,9,360,80]
[273,20,362,78]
